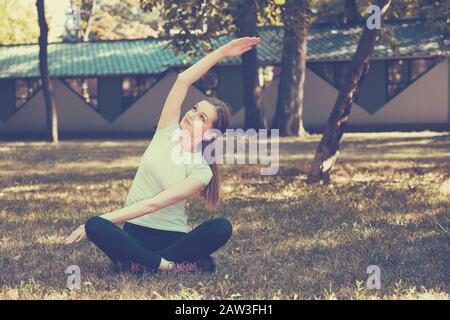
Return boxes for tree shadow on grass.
[0,168,138,189]
[289,225,449,296]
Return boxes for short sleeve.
[153,121,180,141]
[188,163,213,188]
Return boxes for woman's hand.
[65,224,86,244]
[220,36,261,57]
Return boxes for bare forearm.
[99,199,154,224]
[146,179,200,213]
[98,178,203,224]
[178,47,226,85]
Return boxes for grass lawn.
[0,131,449,299]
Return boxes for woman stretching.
[65,36,261,274]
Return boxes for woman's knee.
[212,217,233,242]
[84,216,107,239]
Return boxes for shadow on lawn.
[0,134,448,298]
[0,192,447,297]
[289,230,449,296]
[279,134,450,159]
[0,168,138,189]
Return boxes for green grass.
[0,131,449,299]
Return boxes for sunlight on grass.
[0,132,449,299]
[439,179,450,195]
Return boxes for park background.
[0,0,449,299]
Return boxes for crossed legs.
[84,216,233,272]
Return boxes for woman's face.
[180,100,219,141]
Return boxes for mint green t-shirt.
[124,121,213,233]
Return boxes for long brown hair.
[199,97,232,210]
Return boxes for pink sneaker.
[168,256,216,273]
[112,260,155,275]
[130,262,148,273]
[168,261,198,272]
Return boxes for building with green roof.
[0,20,448,137]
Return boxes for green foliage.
[0,0,40,45]
[1,1,447,46]
[141,0,243,62]
[64,0,163,41]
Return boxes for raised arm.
[157,36,260,129]
[157,48,225,129]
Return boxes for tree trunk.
[272,0,309,137]
[37,0,58,143]
[81,0,96,42]
[235,0,267,130]
[307,0,391,184]
[271,29,308,136]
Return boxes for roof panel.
[0,20,446,79]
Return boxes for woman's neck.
[178,133,202,154]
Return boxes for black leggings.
[84,216,233,271]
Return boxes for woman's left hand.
[65,224,86,244]
[220,36,261,57]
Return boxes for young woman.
[65,36,261,274]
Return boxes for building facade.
[0,20,448,138]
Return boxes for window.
[122,76,158,111]
[387,58,436,98]
[308,62,350,88]
[410,59,436,81]
[387,59,408,98]
[311,58,437,100]
[65,78,98,107]
[15,79,41,108]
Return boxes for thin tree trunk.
[82,0,96,42]
[307,0,391,184]
[235,0,267,130]
[272,23,308,136]
[272,0,310,137]
[37,0,58,143]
